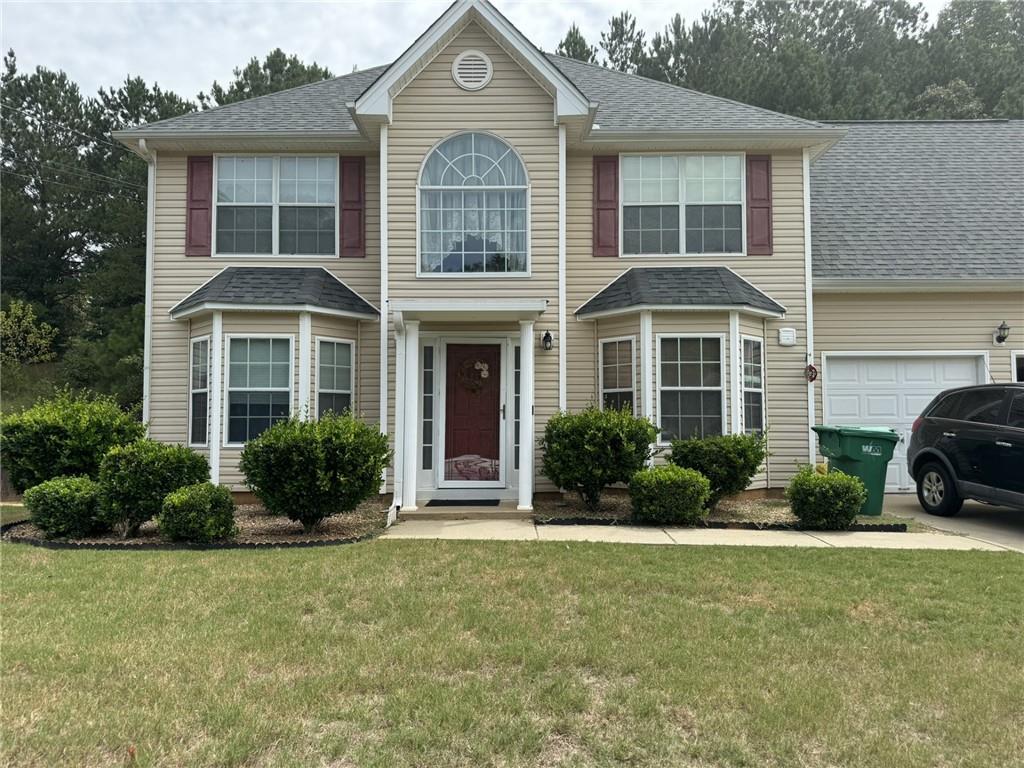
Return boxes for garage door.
[823,355,983,491]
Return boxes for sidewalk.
[382,519,1014,551]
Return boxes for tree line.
[2,0,1020,411]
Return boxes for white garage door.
[823,355,984,491]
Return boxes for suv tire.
[916,461,963,517]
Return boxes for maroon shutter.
[593,155,619,257]
[185,156,213,257]
[339,156,366,258]
[746,154,772,255]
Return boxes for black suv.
[908,383,1024,515]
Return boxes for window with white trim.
[600,338,635,412]
[227,337,291,444]
[1014,352,1024,383]
[189,337,210,446]
[742,337,764,434]
[215,155,337,256]
[419,132,528,274]
[621,154,744,256]
[658,336,723,441]
[422,346,435,470]
[514,345,521,470]
[316,339,353,418]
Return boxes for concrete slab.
[808,531,1008,551]
[535,524,674,545]
[883,494,1024,553]
[382,519,537,541]
[664,528,829,547]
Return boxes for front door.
[443,343,502,485]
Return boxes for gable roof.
[169,267,379,320]
[811,120,1024,282]
[576,267,786,318]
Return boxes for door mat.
[425,499,501,507]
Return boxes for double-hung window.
[215,155,337,256]
[658,336,724,441]
[742,337,765,434]
[227,337,292,444]
[316,339,353,418]
[600,338,635,412]
[189,337,210,446]
[621,154,744,256]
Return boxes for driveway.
[884,494,1024,553]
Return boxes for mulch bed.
[2,501,389,550]
[533,493,907,532]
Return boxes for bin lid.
[818,425,900,442]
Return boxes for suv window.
[929,393,963,419]
[956,388,1006,425]
[1008,393,1024,429]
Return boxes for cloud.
[2,0,950,99]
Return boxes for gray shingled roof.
[170,267,379,318]
[119,66,388,135]
[576,267,786,318]
[117,54,831,137]
[811,120,1024,281]
[546,55,826,133]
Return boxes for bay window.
[227,337,292,444]
[316,339,353,418]
[621,154,744,256]
[658,336,724,441]
[189,337,209,446]
[600,338,635,412]
[215,155,337,256]
[742,337,765,434]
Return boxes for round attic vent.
[452,50,493,91]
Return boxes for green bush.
[23,476,105,538]
[98,440,209,538]
[239,413,390,533]
[158,482,237,543]
[786,467,867,530]
[541,407,658,512]
[630,465,711,525]
[0,389,145,493]
[669,433,767,509]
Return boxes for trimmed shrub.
[159,482,237,543]
[630,465,711,526]
[0,389,145,493]
[239,413,391,533]
[668,433,767,509]
[98,440,209,538]
[786,467,867,530]
[541,407,658,512]
[23,476,105,538]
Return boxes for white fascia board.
[170,303,378,321]
[389,297,548,320]
[576,304,786,321]
[354,0,589,122]
[813,278,1021,293]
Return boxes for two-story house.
[114,0,1023,518]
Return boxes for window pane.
[228,391,290,443]
[744,391,764,434]
[190,392,208,444]
[280,206,335,255]
[317,392,351,418]
[957,389,1006,424]
[216,205,272,254]
[623,204,680,255]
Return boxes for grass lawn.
[3,541,1022,767]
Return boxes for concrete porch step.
[400,503,533,521]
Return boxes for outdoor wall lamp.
[542,331,553,351]
[994,321,1011,345]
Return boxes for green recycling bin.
[811,425,900,516]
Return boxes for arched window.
[419,132,528,274]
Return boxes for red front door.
[444,343,501,482]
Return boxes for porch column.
[298,311,312,420]
[729,311,742,434]
[208,311,223,485]
[518,320,535,511]
[400,320,420,512]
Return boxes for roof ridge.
[545,52,824,129]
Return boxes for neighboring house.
[113,0,1023,516]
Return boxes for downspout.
[802,148,816,464]
[379,124,391,506]
[138,139,156,428]
[557,124,567,411]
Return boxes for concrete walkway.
[382,518,1013,551]
[883,495,1024,553]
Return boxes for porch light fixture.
[542,331,553,351]
[994,321,1011,345]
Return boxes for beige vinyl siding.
[813,290,1024,425]
[386,22,560,490]
[148,154,382,489]
[566,151,810,484]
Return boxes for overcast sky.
[3,0,950,100]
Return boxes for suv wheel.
[916,462,963,517]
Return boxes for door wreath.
[457,358,490,393]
